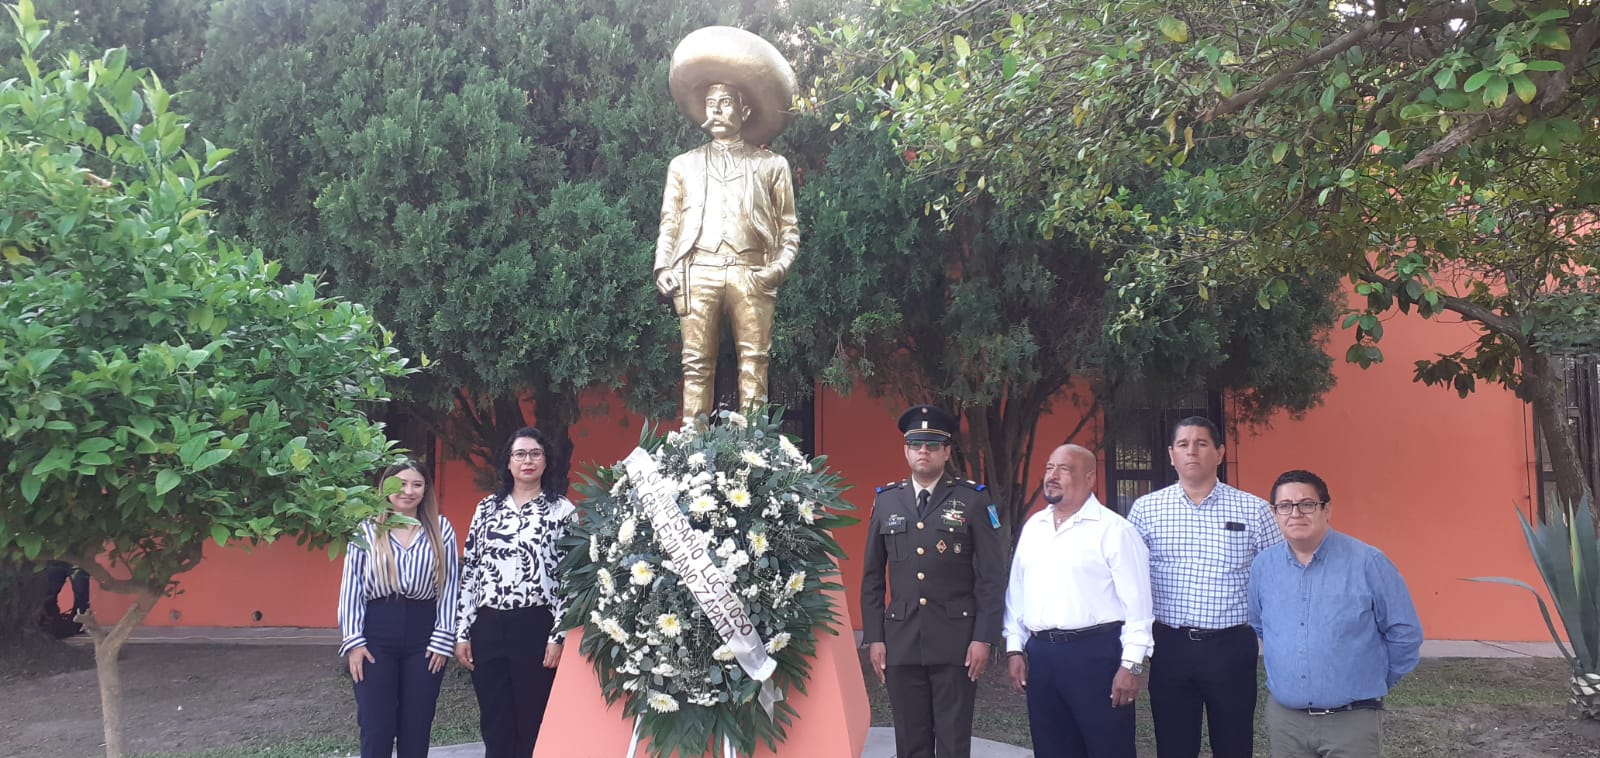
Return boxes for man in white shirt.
[1004,444,1154,758]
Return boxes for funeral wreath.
[559,407,854,757]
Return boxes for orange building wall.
[92,315,1551,642]
[1230,304,1548,641]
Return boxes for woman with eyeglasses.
[453,427,575,758]
[337,459,459,758]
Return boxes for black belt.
[1155,622,1250,641]
[1030,621,1122,643]
[1302,698,1383,716]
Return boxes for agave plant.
[1469,497,1600,720]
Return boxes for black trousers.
[470,605,556,758]
[884,663,976,758]
[1024,627,1135,758]
[1149,622,1259,758]
[352,597,445,758]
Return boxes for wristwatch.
[1121,658,1148,676]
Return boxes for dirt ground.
[2,642,1599,757]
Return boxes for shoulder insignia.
[877,480,906,494]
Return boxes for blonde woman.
[337,459,460,758]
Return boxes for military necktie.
[917,489,931,519]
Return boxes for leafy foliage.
[821,0,1600,512]
[183,0,842,483]
[0,1,411,752]
[0,0,408,586]
[560,408,853,756]
[778,118,1337,529]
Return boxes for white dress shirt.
[1003,494,1155,663]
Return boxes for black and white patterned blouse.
[455,491,576,645]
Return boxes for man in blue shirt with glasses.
[1249,469,1423,757]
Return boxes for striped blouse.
[456,492,577,646]
[336,515,460,658]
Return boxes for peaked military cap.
[898,404,958,444]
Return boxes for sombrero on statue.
[669,26,798,146]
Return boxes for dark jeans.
[352,597,446,758]
[1024,626,1136,758]
[885,663,976,758]
[1149,623,1260,758]
[470,605,557,758]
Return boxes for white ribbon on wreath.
[619,447,781,757]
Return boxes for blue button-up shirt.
[1248,530,1423,709]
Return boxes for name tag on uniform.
[1224,521,1245,532]
[887,514,906,529]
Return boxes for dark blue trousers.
[1148,623,1258,758]
[352,597,445,758]
[1025,628,1136,758]
[470,605,557,758]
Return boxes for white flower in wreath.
[609,474,629,497]
[687,451,707,470]
[712,645,735,662]
[647,691,680,713]
[617,517,637,545]
[749,529,770,557]
[716,538,738,560]
[689,494,718,516]
[727,488,752,509]
[765,632,792,654]
[630,560,655,586]
[651,662,679,678]
[725,550,750,571]
[589,538,601,563]
[597,567,616,596]
[784,571,806,597]
[742,585,760,599]
[724,410,748,428]
[740,450,766,468]
[689,692,718,707]
[797,500,817,524]
[779,435,805,464]
[599,617,629,643]
[657,613,683,638]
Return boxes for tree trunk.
[531,385,578,497]
[0,558,52,646]
[1522,349,1596,525]
[85,586,160,758]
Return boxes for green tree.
[823,0,1600,521]
[0,3,411,754]
[183,0,837,486]
[777,122,1337,532]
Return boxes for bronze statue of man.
[655,27,799,424]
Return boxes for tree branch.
[1204,2,1476,122]
[1357,269,1520,337]
[1405,13,1600,171]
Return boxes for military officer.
[861,404,1008,758]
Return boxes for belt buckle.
[1186,628,1204,642]
[1306,706,1340,716]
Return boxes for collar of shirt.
[710,139,744,153]
[912,479,941,500]
[1039,497,1104,531]
[1282,532,1333,567]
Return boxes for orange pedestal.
[533,589,869,757]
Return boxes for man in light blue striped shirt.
[1127,416,1281,758]
[1249,469,1422,757]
